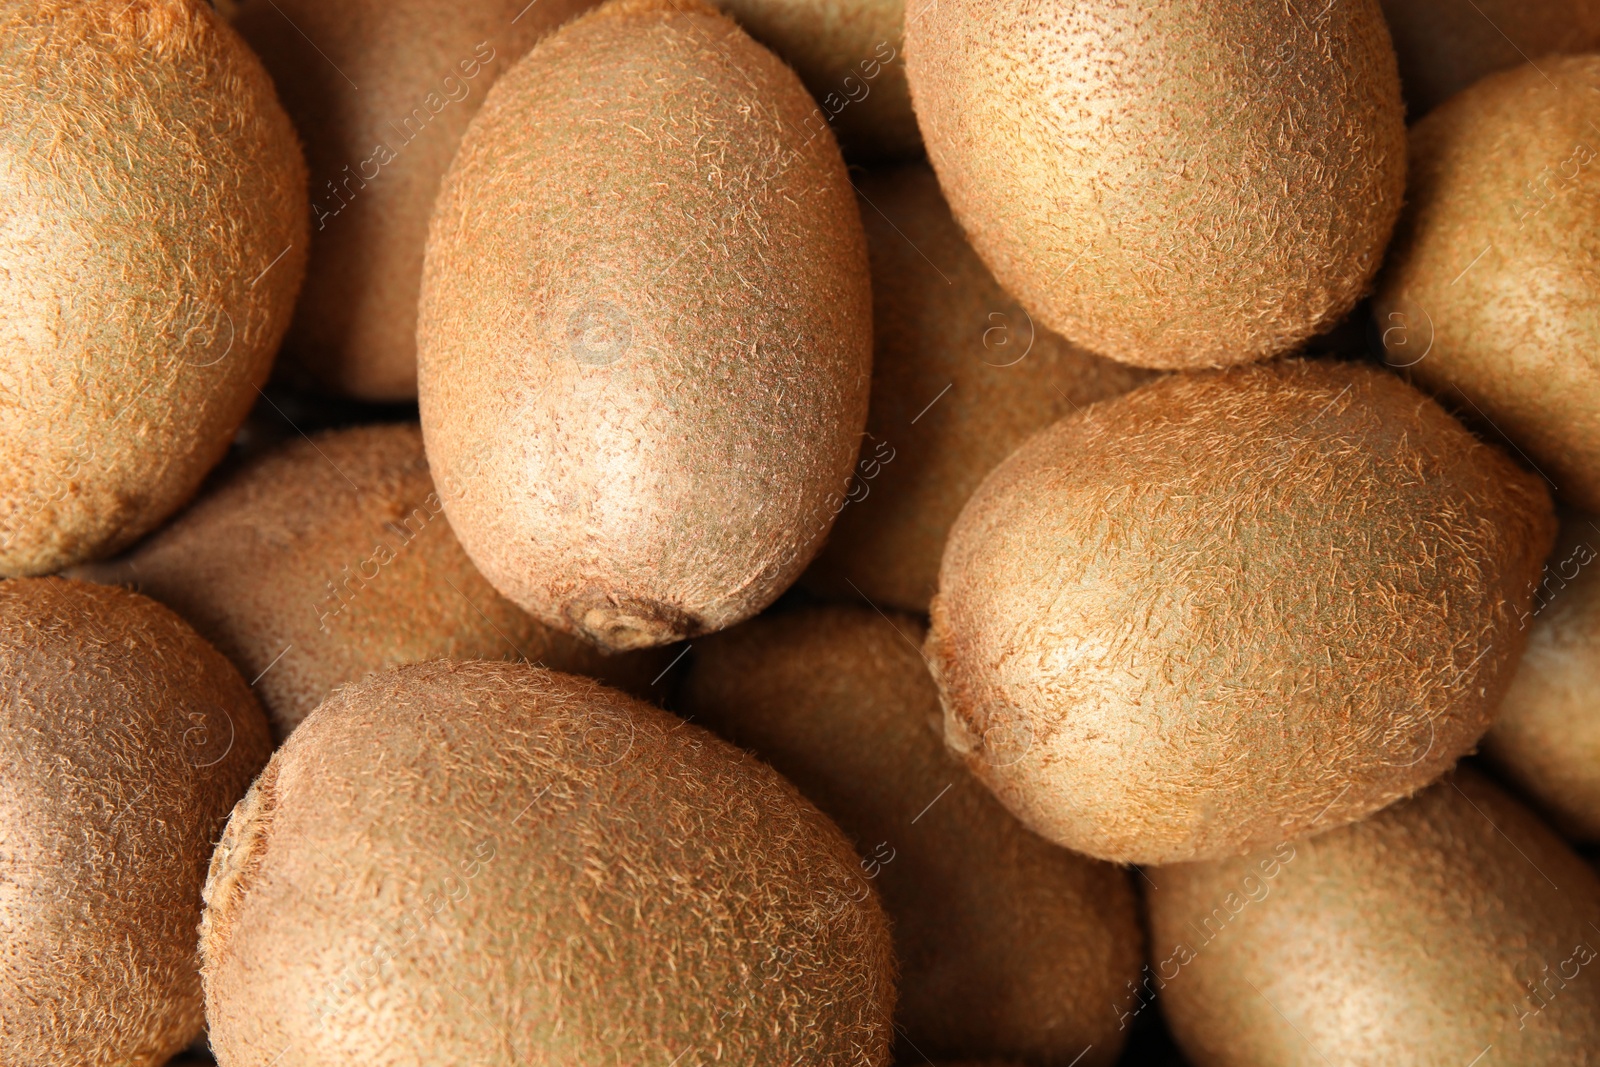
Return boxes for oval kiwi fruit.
[200,661,896,1065]
[71,423,668,740]
[0,577,272,1066]
[803,163,1155,611]
[1378,0,1600,116]
[927,359,1555,865]
[712,0,917,160]
[418,0,872,651]
[681,604,1143,1065]
[233,0,594,400]
[1147,767,1600,1064]
[903,0,1405,370]
[1374,56,1600,514]
[1483,514,1600,840]
[0,0,307,577]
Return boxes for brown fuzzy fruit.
[681,605,1143,1065]
[1374,57,1600,514]
[418,0,872,651]
[71,424,667,740]
[803,163,1155,611]
[1379,0,1600,116]
[928,359,1555,865]
[1147,768,1600,1065]
[713,0,917,160]
[0,578,272,1066]
[234,0,595,400]
[0,0,307,577]
[904,0,1405,370]
[200,661,896,1066]
[1484,515,1600,840]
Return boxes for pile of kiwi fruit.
[2,0,1596,1064]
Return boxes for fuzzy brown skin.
[0,578,272,1067]
[927,359,1555,865]
[681,606,1142,1066]
[70,425,667,740]
[200,662,896,1066]
[1484,515,1600,840]
[234,0,594,400]
[0,0,307,576]
[713,0,917,161]
[1148,768,1600,1065]
[803,164,1155,611]
[418,0,872,651]
[904,0,1405,371]
[1374,58,1600,514]
[1379,0,1600,116]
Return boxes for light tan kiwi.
[0,0,307,577]
[1374,57,1600,513]
[418,0,872,652]
[712,0,917,160]
[0,578,272,1067]
[681,605,1143,1065]
[1379,0,1600,116]
[927,359,1554,866]
[70,424,668,740]
[903,0,1405,370]
[1147,767,1600,1064]
[200,662,896,1066]
[1484,515,1600,840]
[233,0,594,400]
[802,163,1155,611]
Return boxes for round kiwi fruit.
[1483,514,1600,840]
[417,0,872,652]
[1147,767,1600,1064]
[927,359,1555,866]
[0,577,272,1066]
[1378,0,1600,116]
[233,0,594,400]
[71,424,669,740]
[713,0,917,160]
[200,661,895,1065]
[903,0,1405,370]
[802,163,1155,611]
[1374,57,1600,514]
[681,605,1143,1065]
[0,0,307,577]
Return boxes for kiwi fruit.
[1379,0,1600,116]
[417,0,872,652]
[927,359,1555,866]
[1147,767,1600,1064]
[903,0,1405,370]
[802,163,1155,611]
[0,0,307,577]
[233,0,594,400]
[681,605,1142,1065]
[713,0,917,160]
[1483,515,1600,840]
[71,424,668,740]
[1374,57,1600,514]
[0,577,272,1066]
[200,661,896,1065]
